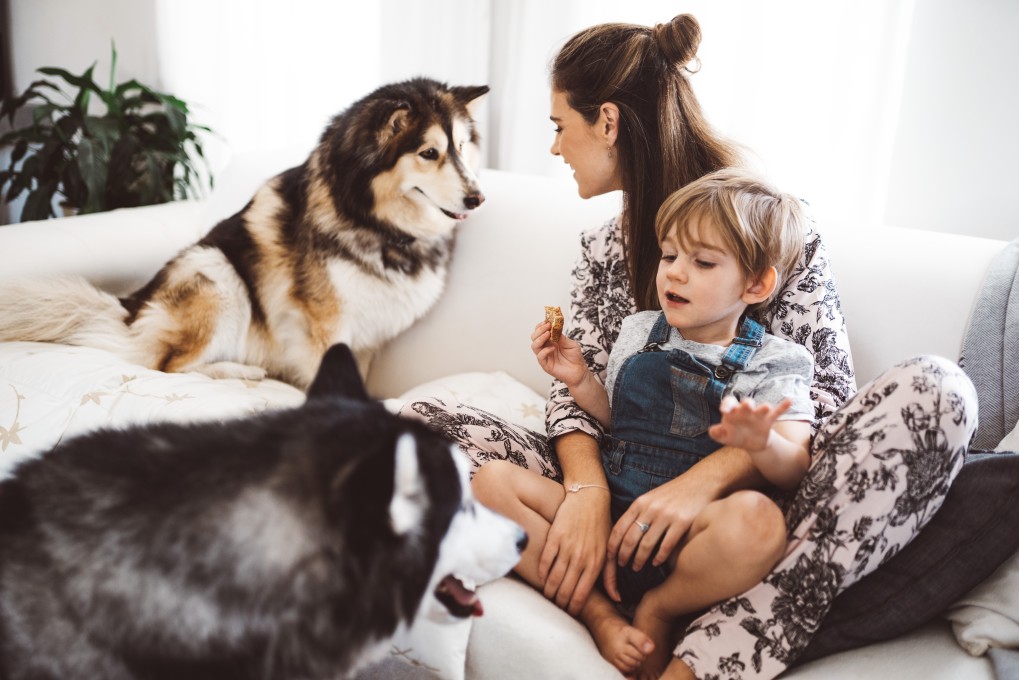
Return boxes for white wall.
[883,0,1019,242]
[8,0,161,93]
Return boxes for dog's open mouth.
[413,188,472,221]
[439,208,470,221]
[435,573,483,617]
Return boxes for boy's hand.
[708,396,792,452]
[531,321,588,388]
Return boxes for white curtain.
[154,0,385,173]
[153,0,915,228]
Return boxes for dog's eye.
[419,148,439,161]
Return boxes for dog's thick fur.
[0,344,525,680]
[0,78,488,388]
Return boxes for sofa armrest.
[0,200,209,296]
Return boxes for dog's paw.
[190,362,268,382]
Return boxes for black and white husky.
[0,78,488,388]
[0,344,525,680]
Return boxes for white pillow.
[943,422,1019,656]
[386,370,547,434]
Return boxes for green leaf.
[19,155,39,180]
[31,103,61,126]
[5,173,29,203]
[53,116,82,144]
[38,64,99,91]
[2,127,49,145]
[10,138,28,163]
[22,183,59,222]
[15,78,64,97]
[83,115,120,147]
[60,163,86,208]
[77,138,108,214]
[108,40,118,93]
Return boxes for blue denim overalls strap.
[602,312,765,606]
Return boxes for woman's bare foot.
[585,605,655,675]
[631,597,675,680]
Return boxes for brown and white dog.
[0,78,488,389]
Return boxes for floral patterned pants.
[401,355,978,679]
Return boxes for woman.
[402,14,978,680]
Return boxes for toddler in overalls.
[529,169,815,676]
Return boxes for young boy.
[529,169,816,678]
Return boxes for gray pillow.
[797,450,1019,663]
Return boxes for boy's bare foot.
[586,606,655,675]
[631,598,675,680]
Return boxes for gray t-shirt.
[604,310,815,422]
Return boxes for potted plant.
[0,43,214,222]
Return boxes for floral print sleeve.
[757,220,857,431]
[545,217,636,441]
[546,211,856,442]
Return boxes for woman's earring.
[607,146,614,159]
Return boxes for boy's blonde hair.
[654,168,807,311]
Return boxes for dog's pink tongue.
[443,575,484,616]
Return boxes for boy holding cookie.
[525,169,815,677]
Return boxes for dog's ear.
[378,100,411,146]
[306,343,369,401]
[449,85,489,118]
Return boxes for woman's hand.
[602,472,716,602]
[539,486,612,615]
[531,321,588,388]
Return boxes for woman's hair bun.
[653,14,702,68]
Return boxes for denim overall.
[603,312,764,607]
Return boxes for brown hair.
[551,14,742,311]
[654,169,807,313]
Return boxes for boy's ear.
[743,266,778,304]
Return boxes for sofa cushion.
[797,450,1019,663]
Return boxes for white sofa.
[0,152,1012,679]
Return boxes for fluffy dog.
[0,344,525,680]
[0,78,488,388]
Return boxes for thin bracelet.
[566,482,609,493]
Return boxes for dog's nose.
[464,192,485,210]
[516,530,529,554]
